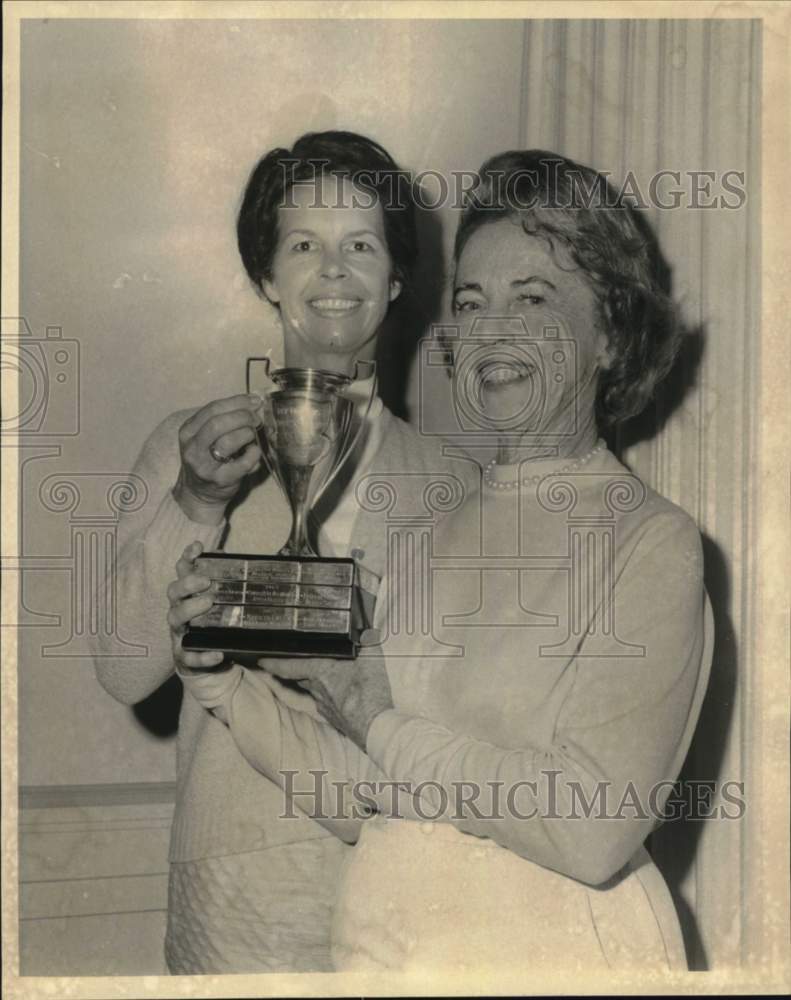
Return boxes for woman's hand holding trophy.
[173,393,264,525]
[168,541,225,671]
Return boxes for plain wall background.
[17,17,525,786]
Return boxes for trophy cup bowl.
[182,358,378,663]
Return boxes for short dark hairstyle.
[237,130,418,293]
[454,149,680,426]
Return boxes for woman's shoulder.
[598,451,703,571]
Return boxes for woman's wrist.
[172,477,227,525]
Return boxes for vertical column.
[355,473,465,658]
[2,445,64,628]
[383,520,437,650]
[537,473,647,657]
[443,477,557,630]
[38,474,148,657]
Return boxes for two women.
[173,149,713,971]
[94,131,473,973]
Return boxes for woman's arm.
[91,412,226,705]
[178,660,416,843]
[92,392,262,705]
[363,512,710,885]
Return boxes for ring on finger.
[209,443,232,464]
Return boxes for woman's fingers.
[207,425,257,462]
[175,541,205,580]
[258,658,337,686]
[257,658,312,682]
[179,395,261,446]
[183,415,262,484]
[169,540,225,670]
[192,409,259,454]
[210,440,262,484]
[167,592,214,630]
[167,572,212,605]
[180,648,225,670]
[176,398,264,513]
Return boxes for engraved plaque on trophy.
[182,358,378,662]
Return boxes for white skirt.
[331,818,686,973]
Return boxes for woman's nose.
[320,251,348,280]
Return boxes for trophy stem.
[278,462,319,556]
[280,499,317,557]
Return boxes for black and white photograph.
[2,2,789,996]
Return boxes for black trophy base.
[182,626,358,665]
[182,551,372,663]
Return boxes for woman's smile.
[307,296,364,316]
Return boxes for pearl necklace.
[483,439,607,492]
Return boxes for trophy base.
[182,626,359,664]
[182,551,375,662]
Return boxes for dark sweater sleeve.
[365,511,709,885]
[91,412,225,706]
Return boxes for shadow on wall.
[133,674,183,739]
[613,321,732,971]
[614,323,733,972]
[376,201,446,420]
[610,210,737,970]
[649,535,737,972]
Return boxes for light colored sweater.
[92,404,476,864]
[181,447,713,970]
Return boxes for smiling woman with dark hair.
[237,131,417,296]
[176,149,714,973]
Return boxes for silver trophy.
[183,358,378,660]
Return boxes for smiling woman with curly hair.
[452,148,681,429]
[175,149,714,974]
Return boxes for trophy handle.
[245,356,290,500]
[352,359,376,382]
[347,359,378,461]
[245,355,272,395]
[312,362,378,507]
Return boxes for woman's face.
[451,217,610,441]
[263,174,401,373]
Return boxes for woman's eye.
[349,240,374,253]
[518,293,545,306]
[292,240,315,253]
[454,300,481,313]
